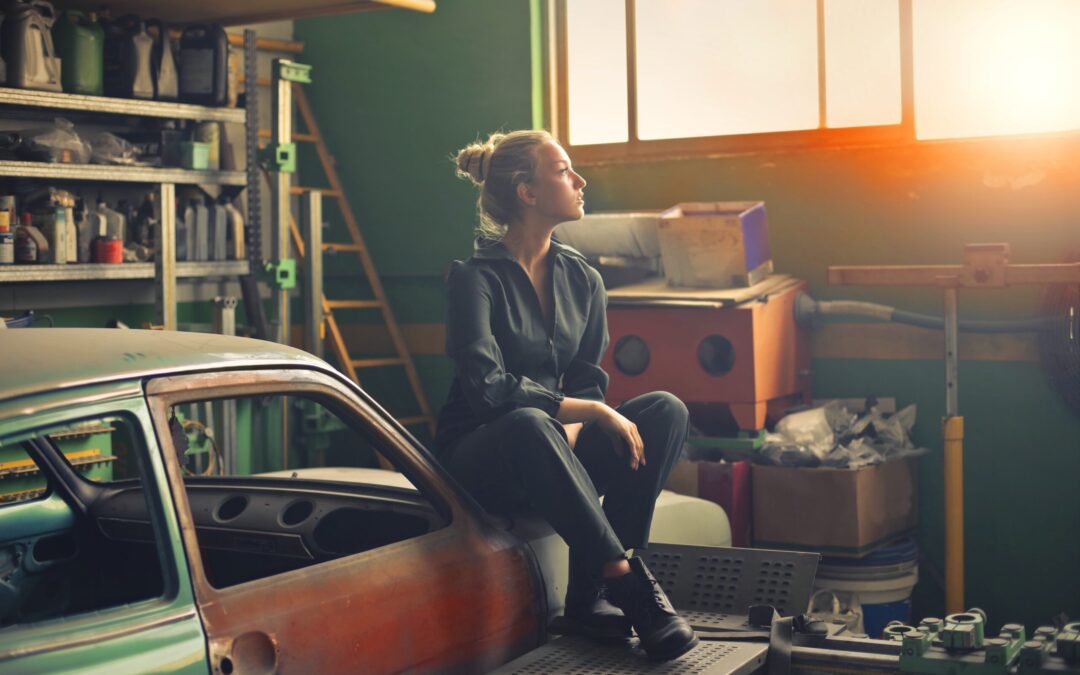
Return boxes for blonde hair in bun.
[453,129,553,239]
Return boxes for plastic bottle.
[223,199,244,260]
[99,200,125,241]
[102,14,153,99]
[146,19,177,100]
[178,24,228,106]
[3,0,63,92]
[178,200,192,261]
[63,204,76,261]
[209,198,227,261]
[135,192,156,246]
[45,205,67,263]
[52,10,104,95]
[74,198,92,262]
[192,196,209,261]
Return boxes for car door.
[145,367,545,675]
[0,384,207,674]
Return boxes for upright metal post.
[264,58,310,469]
[301,190,324,359]
[271,58,294,346]
[942,286,964,613]
[213,296,239,474]
[155,183,177,330]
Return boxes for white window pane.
[914,0,1080,140]
[635,0,819,140]
[825,0,901,128]
[567,0,629,145]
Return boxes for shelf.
[0,87,244,123]
[0,260,250,283]
[0,161,246,186]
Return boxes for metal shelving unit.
[0,39,257,330]
[0,161,246,186]
[0,86,245,123]
[0,260,249,283]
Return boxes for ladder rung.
[396,416,429,427]
[323,242,364,253]
[257,128,316,142]
[326,299,383,310]
[290,186,342,197]
[351,357,405,369]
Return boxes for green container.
[53,10,104,96]
[181,141,210,170]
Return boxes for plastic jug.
[176,203,189,261]
[43,206,67,263]
[209,200,228,261]
[74,198,92,262]
[178,24,227,106]
[52,10,103,95]
[224,199,245,260]
[145,19,177,100]
[2,0,63,91]
[96,200,125,241]
[191,197,209,261]
[102,15,153,99]
[134,192,156,246]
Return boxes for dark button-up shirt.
[434,237,610,455]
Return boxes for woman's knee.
[503,407,565,446]
[640,391,689,425]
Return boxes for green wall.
[297,1,1080,629]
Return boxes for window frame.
[548,0,917,164]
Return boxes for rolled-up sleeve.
[561,268,610,402]
[445,263,564,419]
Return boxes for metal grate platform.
[640,543,820,628]
[491,635,767,675]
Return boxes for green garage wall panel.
[297,0,1079,630]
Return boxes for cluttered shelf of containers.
[0,3,246,273]
[555,204,926,635]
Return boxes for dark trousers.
[443,391,688,584]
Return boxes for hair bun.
[455,134,503,185]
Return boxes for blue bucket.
[815,538,919,638]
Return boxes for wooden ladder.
[260,84,436,437]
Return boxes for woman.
[435,130,697,661]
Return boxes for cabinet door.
[146,368,544,675]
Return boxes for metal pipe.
[155,183,177,330]
[301,191,324,359]
[942,286,965,614]
[791,645,900,672]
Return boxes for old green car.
[0,328,555,673]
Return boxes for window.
[0,414,165,629]
[165,393,444,589]
[554,0,1080,161]
[0,446,49,506]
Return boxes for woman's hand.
[597,407,645,470]
[562,422,583,449]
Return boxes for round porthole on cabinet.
[698,335,736,376]
[613,335,650,376]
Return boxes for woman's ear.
[516,181,537,207]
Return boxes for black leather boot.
[605,556,699,661]
[551,565,633,641]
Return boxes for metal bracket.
[260,142,297,173]
[262,260,297,290]
[277,61,312,83]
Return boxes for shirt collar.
[472,236,586,262]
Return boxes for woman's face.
[524,140,587,224]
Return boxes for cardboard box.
[751,457,918,557]
[657,201,773,288]
[665,459,753,548]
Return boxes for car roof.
[0,328,331,403]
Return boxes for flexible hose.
[794,293,1063,333]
